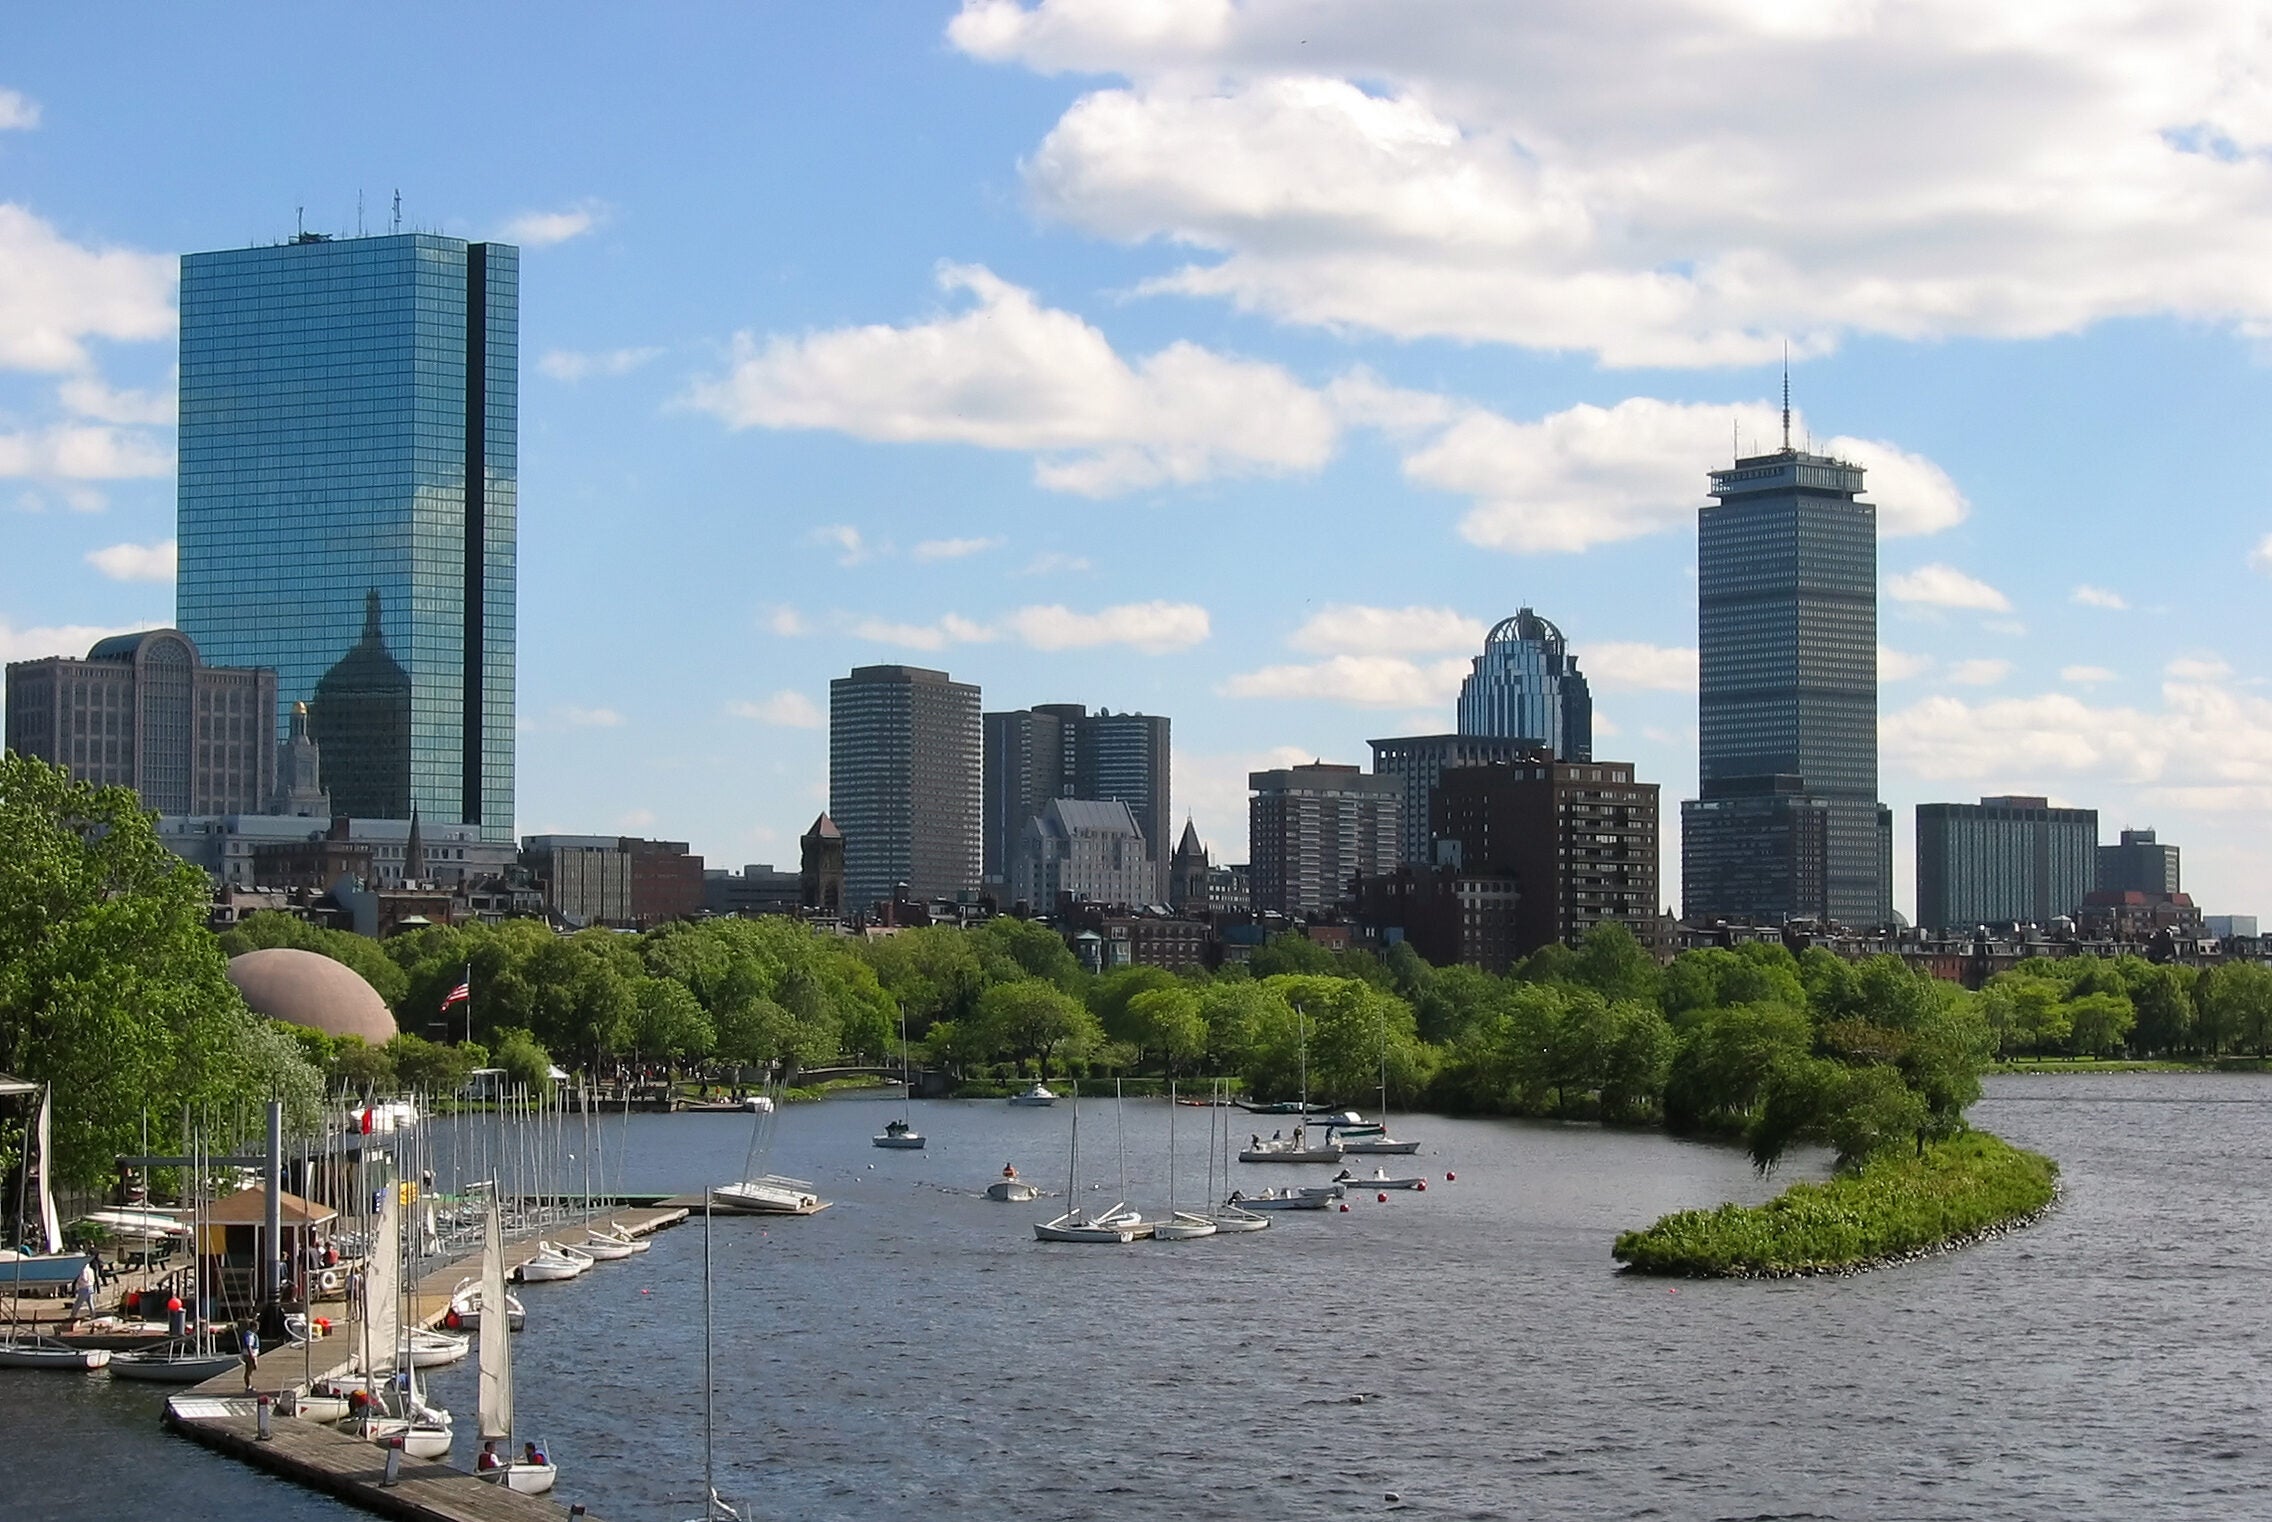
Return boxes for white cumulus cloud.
[1287,603,1483,657]
[84,538,175,583]
[2070,584,2128,610]
[0,89,39,131]
[2251,533,2272,575]
[499,201,606,247]
[1585,642,1698,693]
[728,692,824,729]
[1218,654,1468,709]
[682,263,1337,496]
[1004,600,1210,653]
[1947,658,2012,687]
[1881,646,1932,682]
[0,615,155,664]
[809,524,873,566]
[765,605,809,637]
[538,346,662,381]
[913,536,1004,562]
[0,423,171,479]
[851,614,995,651]
[953,1,2272,366]
[60,376,174,426]
[0,206,175,374]
[1886,563,2011,613]
[2062,665,2117,685]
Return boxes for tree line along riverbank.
[9,752,2055,1271]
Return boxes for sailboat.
[111,1128,238,1384]
[1237,1005,1343,1164]
[684,1201,739,1521]
[473,1198,556,1494]
[0,1084,109,1371]
[1211,1080,1269,1233]
[1151,1081,1216,1241]
[1337,1002,1422,1155]
[873,1007,925,1149]
[712,1083,827,1215]
[1034,1083,1141,1244]
[348,1185,453,1459]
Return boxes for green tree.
[972,981,1100,1074]
[1570,922,1663,1006]
[632,977,715,1064]
[1091,966,1181,1048]
[387,1033,483,1095]
[490,1027,555,1099]
[1122,987,1209,1073]
[2065,990,2137,1058]
[329,1037,397,1094]
[1599,1000,1675,1122]
[2203,962,2272,1057]
[0,754,321,1184]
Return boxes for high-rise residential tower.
[1916,796,2099,932]
[2098,827,2180,896]
[831,664,981,911]
[176,231,517,838]
[1681,428,1891,926]
[1247,763,1401,918]
[982,703,1170,902]
[1456,609,1592,761]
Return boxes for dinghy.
[474,1197,557,1495]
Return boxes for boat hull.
[0,1340,110,1370]
[483,1461,557,1495]
[110,1351,241,1383]
[1237,1147,1344,1164]
[1340,1138,1421,1155]
[711,1181,828,1215]
[1153,1212,1218,1240]
[985,1180,1038,1202]
[1211,1210,1271,1232]
[360,1419,452,1459]
[872,1134,926,1149]
[1227,1194,1330,1211]
[577,1236,640,1260]
[1034,1221,1139,1243]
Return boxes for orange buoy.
[1377,1192,1389,1202]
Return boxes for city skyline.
[3,7,2270,921]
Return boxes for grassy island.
[1612,1131,2058,1277]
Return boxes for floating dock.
[162,1200,686,1521]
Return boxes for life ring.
[318,1268,342,1294]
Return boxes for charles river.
[6,1072,2269,1521]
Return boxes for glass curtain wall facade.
[176,232,517,839]
[1455,609,1592,761]
[1915,796,2099,932]
[1682,448,1890,926]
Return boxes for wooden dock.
[164,1201,686,1518]
[166,1397,602,1522]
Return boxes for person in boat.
[479,1440,504,1471]
[1271,1129,1283,1142]
[525,1441,546,1467]
[1250,1134,1262,1150]
[1334,1168,1353,1182]
[1002,1163,1019,1179]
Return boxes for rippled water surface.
[8,1072,2272,1521]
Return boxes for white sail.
[478,1198,512,1441]
[364,1187,400,1374]
[35,1085,61,1253]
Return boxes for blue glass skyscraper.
[176,232,517,838]
[1456,609,1591,761]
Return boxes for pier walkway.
[164,1200,686,1520]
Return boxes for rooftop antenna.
[391,189,402,235]
[357,190,365,237]
[1781,343,1792,451]
[295,205,304,239]
[1733,416,1740,461]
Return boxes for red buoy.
[1445,1171,1457,1181]
[1377,1192,1389,1202]
[1339,1202,1349,1212]
[1416,1180,1427,1191]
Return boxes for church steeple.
[1169,815,1210,916]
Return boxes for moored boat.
[448,1277,527,1331]
[1007,1082,1058,1107]
[0,1334,110,1371]
[1225,1187,1331,1212]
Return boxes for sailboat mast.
[1167,1080,1177,1214]
[703,1199,716,1516]
[1065,1083,1080,1207]
[899,1004,912,1126]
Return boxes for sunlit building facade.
[1455,608,1592,761]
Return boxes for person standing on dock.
[239,1320,260,1390]
[71,1262,96,1323]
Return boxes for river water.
[6,1072,2270,1521]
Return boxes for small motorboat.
[1337,1133,1421,1155]
[1306,1110,1368,1128]
[873,1117,926,1150]
[711,1177,828,1216]
[0,1334,111,1371]
[1341,1169,1426,1190]
[1237,1129,1344,1164]
[743,1094,775,1113]
[448,1277,527,1331]
[1225,1188,1330,1212]
[1297,1182,1346,1201]
[1007,1082,1059,1107]
[987,1166,1037,1202]
[511,1241,593,1283]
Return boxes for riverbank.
[1611,1130,2059,1278]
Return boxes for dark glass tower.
[1681,440,1890,926]
[176,232,517,839]
[1455,608,1591,761]
[982,703,1171,902]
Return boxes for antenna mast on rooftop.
[391,189,402,235]
[1781,343,1792,451]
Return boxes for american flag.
[440,978,471,1010]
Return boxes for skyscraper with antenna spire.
[1680,388,1891,928]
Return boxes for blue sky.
[4,2,2269,923]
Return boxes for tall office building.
[831,664,981,911]
[1456,609,1591,760]
[1370,733,1553,870]
[2098,827,2180,896]
[1681,429,1891,926]
[176,231,517,838]
[1247,763,1401,918]
[5,629,276,814]
[982,703,1170,901]
[1916,796,2099,932]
